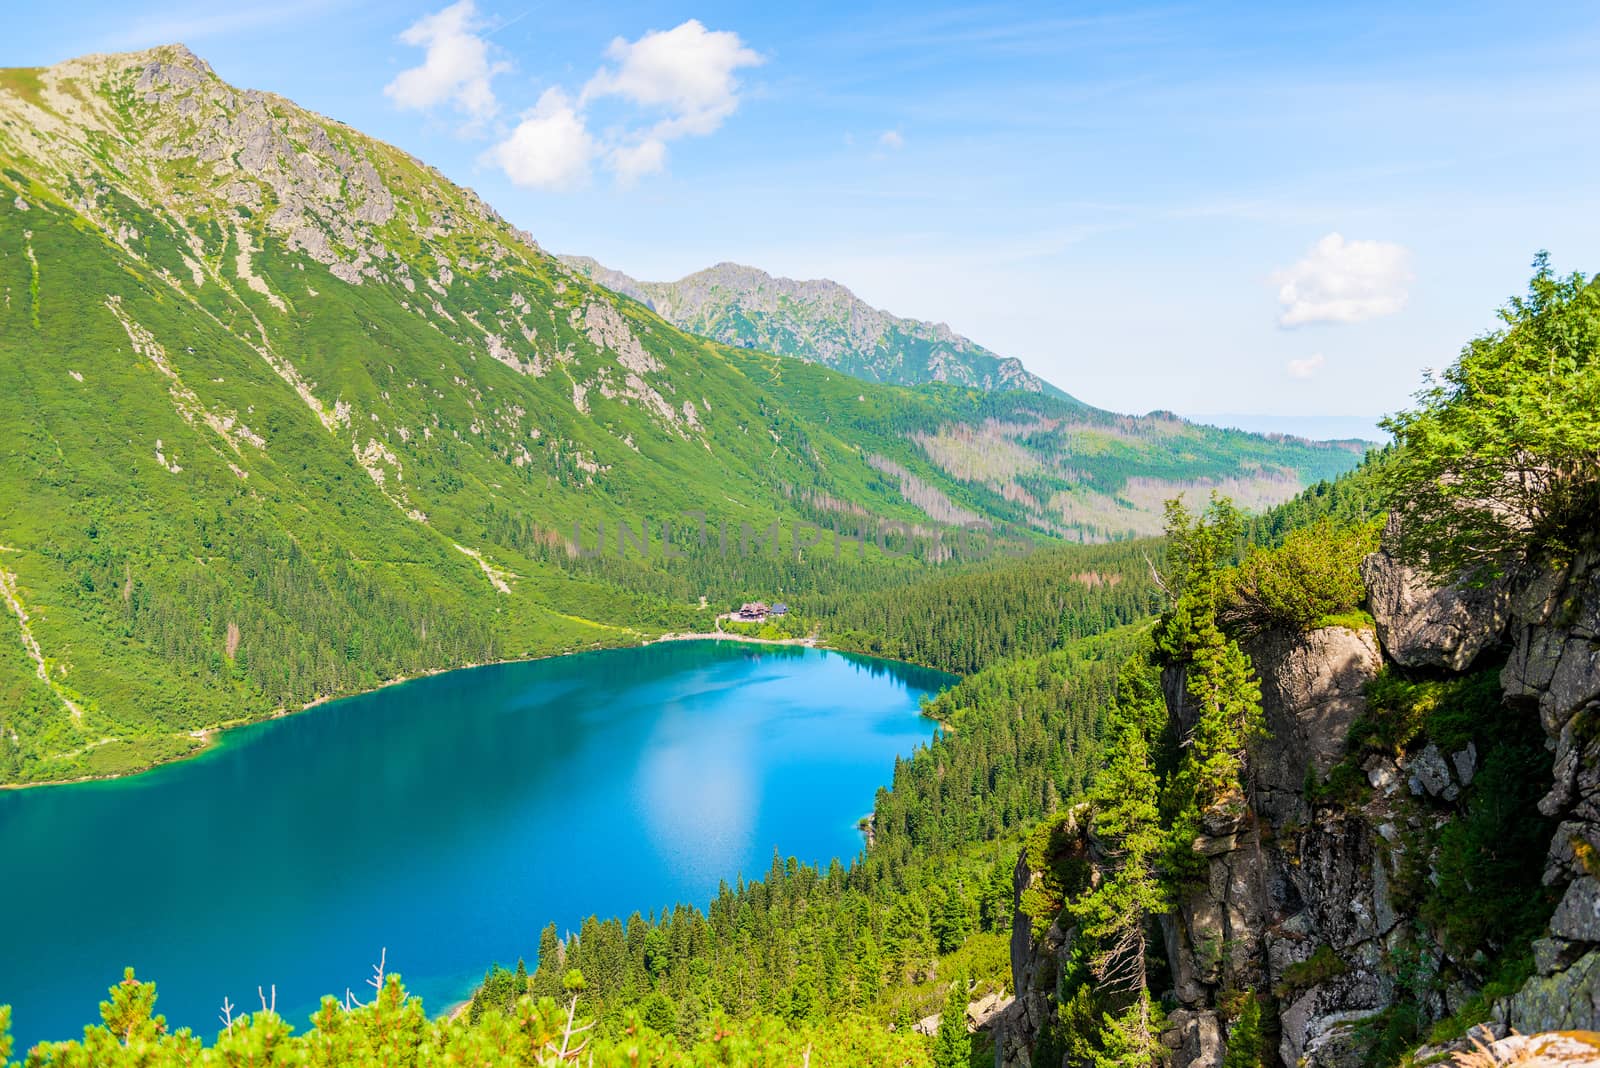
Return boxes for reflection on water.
[0,642,948,1050]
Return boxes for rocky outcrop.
[996,829,1080,1068]
[1493,548,1600,1035]
[1246,625,1383,826]
[1360,515,1511,671]
[1004,520,1600,1068]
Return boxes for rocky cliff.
[1000,518,1600,1067]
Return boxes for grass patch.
[1277,943,1349,996]
[0,67,46,108]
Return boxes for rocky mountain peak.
[558,253,1058,395]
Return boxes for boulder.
[1406,742,1456,800]
[1360,516,1511,671]
[1279,971,1393,1068]
[967,991,1012,1030]
[1472,1031,1600,1066]
[1496,949,1600,1032]
[1534,936,1584,977]
[1503,551,1600,734]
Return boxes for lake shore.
[650,630,816,647]
[2,630,839,791]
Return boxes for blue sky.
[7,2,1600,423]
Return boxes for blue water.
[0,642,948,1050]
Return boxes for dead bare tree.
[541,990,596,1062]
[343,948,387,1010]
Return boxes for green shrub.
[1350,666,1503,755]
[1381,254,1600,580]
[1277,944,1348,996]
[1018,813,1092,937]
[1219,518,1378,636]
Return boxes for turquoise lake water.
[0,641,949,1050]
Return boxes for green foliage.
[1278,945,1348,995]
[1220,991,1264,1068]
[1381,253,1600,578]
[819,540,1162,674]
[1423,728,1559,957]
[898,626,1144,856]
[4,970,931,1067]
[1155,498,1264,814]
[1095,991,1164,1068]
[1355,943,1434,1068]
[932,977,971,1068]
[1351,667,1505,756]
[1424,953,1535,1046]
[1018,813,1095,938]
[1245,452,1388,548]
[1070,654,1168,999]
[1220,518,1379,636]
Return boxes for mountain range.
[0,45,1364,783]
[559,256,1059,395]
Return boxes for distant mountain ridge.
[560,256,1060,395]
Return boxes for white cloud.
[609,138,669,186]
[385,1,506,127]
[487,89,597,191]
[1272,233,1413,326]
[1286,353,1326,379]
[582,19,763,137]
[878,129,905,150]
[482,19,761,190]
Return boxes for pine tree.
[981,855,1014,933]
[1068,657,1169,1058]
[933,976,971,1068]
[1096,991,1163,1068]
[1222,991,1265,1068]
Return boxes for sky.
[7,2,1600,424]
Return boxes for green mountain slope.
[0,45,1362,783]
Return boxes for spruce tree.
[1068,656,1169,1060]
[933,976,971,1068]
[1222,992,1265,1068]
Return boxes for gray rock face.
[1281,976,1392,1068]
[996,809,1087,1068]
[1148,621,1404,1067]
[1012,536,1600,1068]
[1245,625,1383,827]
[1360,516,1510,671]
[1163,1009,1223,1068]
[1488,549,1600,1033]
[1551,878,1600,943]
